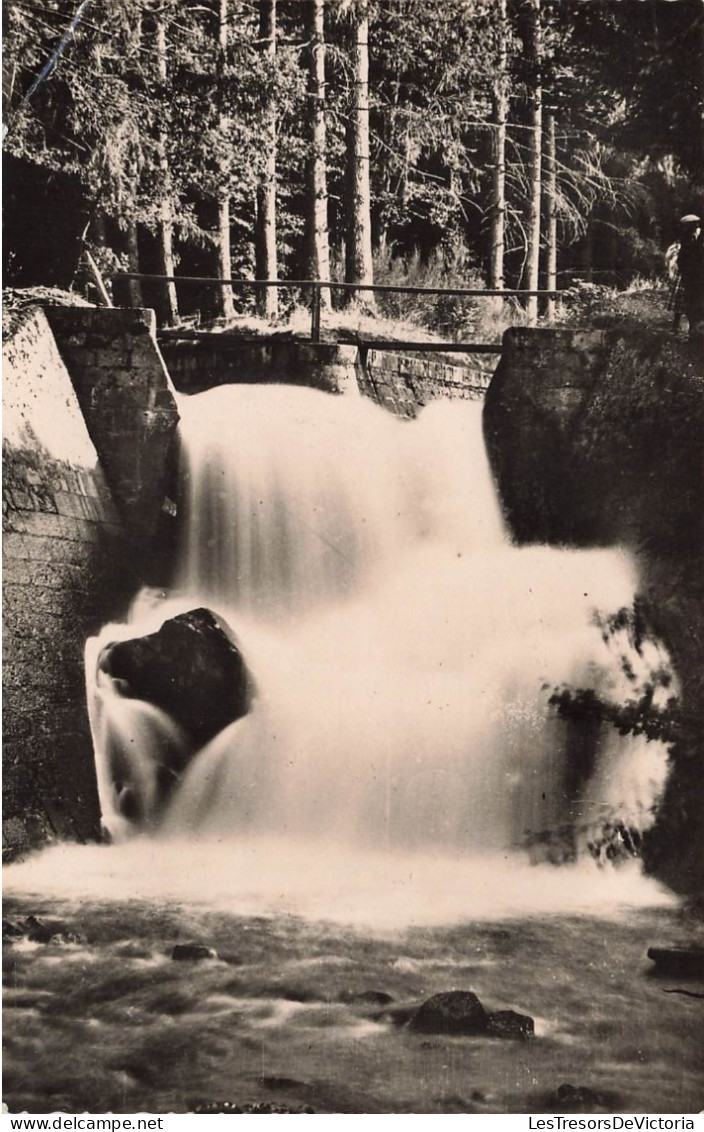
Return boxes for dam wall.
[359,348,491,417]
[158,332,490,413]
[45,306,180,546]
[484,324,704,892]
[2,303,179,859]
[158,336,361,397]
[484,326,703,553]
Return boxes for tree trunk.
[522,0,542,326]
[544,110,557,324]
[489,0,508,291]
[216,0,236,324]
[255,0,278,320]
[306,0,331,312]
[345,0,375,307]
[155,12,179,327]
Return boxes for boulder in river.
[25,915,58,944]
[171,943,218,962]
[2,919,25,942]
[99,607,254,749]
[647,946,704,976]
[544,1083,617,1112]
[486,1009,535,1039]
[408,991,489,1035]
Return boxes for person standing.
[677,214,704,338]
[666,240,683,330]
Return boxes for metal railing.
[113,272,559,348]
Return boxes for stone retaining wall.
[46,307,180,546]
[3,304,181,859]
[3,308,130,856]
[360,348,493,417]
[159,336,360,397]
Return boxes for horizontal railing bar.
[156,329,503,353]
[360,341,502,353]
[116,272,559,298]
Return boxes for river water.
[4,848,703,1114]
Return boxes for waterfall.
[88,384,673,863]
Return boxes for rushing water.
[90,386,672,856]
[5,384,701,1116]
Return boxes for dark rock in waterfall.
[408,990,489,1035]
[100,607,254,749]
[647,946,704,977]
[171,943,218,962]
[486,1009,535,1039]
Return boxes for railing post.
[311,283,322,342]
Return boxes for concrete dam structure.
[3,304,179,857]
[3,298,702,893]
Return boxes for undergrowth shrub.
[371,242,528,341]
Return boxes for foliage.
[548,603,680,746]
[3,0,702,300]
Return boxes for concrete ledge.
[2,306,137,858]
[484,324,704,547]
[361,348,492,417]
[159,336,361,397]
[46,306,180,545]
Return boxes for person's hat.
[679,214,701,225]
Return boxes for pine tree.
[254,0,278,319]
[306,0,331,310]
[216,0,236,323]
[521,0,543,325]
[345,0,374,302]
[152,4,179,326]
[489,0,509,290]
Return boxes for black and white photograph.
[2,0,704,1118]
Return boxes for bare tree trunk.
[255,0,278,320]
[306,0,331,311]
[216,0,236,323]
[489,0,508,290]
[522,0,542,325]
[155,12,179,326]
[544,110,557,324]
[345,0,374,307]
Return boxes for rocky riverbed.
[3,844,703,1115]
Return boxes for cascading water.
[86,384,673,873]
[7,383,698,1119]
